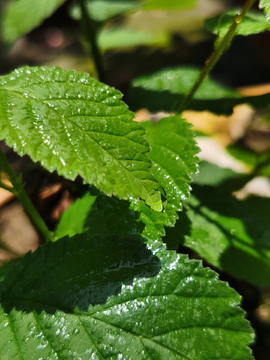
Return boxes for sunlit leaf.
[259,0,270,21]
[0,66,162,211]
[3,0,66,43]
[0,234,254,359]
[143,115,199,211]
[54,193,97,239]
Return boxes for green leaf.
[204,9,270,39]
[56,116,199,244]
[3,0,66,43]
[129,66,270,114]
[192,161,246,186]
[142,115,199,211]
[129,66,242,115]
[168,183,270,286]
[0,66,162,211]
[0,234,254,359]
[143,0,197,11]
[98,27,169,51]
[70,0,142,22]
[55,190,178,244]
[259,0,270,21]
[54,193,97,239]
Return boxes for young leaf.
[143,115,200,211]
[0,66,162,211]
[0,234,254,359]
[3,0,66,43]
[168,184,270,286]
[259,0,270,21]
[205,9,270,39]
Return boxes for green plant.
[0,0,270,358]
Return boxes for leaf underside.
[0,234,254,359]
[0,66,161,211]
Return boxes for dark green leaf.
[55,190,177,243]
[3,0,66,43]
[169,183,270,286]
[205,9,270,39]
[0,235,254,359]
[129,66,270,114]
[0,66,162,211]
[129,66,242,114]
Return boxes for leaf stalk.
[0,147,52,243]
[176,0,257,113]
[77,0,105,82]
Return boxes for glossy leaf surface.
[143,115,199,211]
[0,234,254,359]
[0,66,162,211]
[205,9,270,38]
[3,0,66,43]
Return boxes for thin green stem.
[176,0,257,113]
[77,0,105,82]
[0,148,52,242]
[0,177,14,193]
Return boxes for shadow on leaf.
[0,232,160,314]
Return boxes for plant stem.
[176,0,257,113]
[0,148,52,242]
[77,0,105,82]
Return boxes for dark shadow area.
[128,85,270,115]
[0,232,161,314]
[192,183,270,252]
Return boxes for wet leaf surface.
[0,236,254,359]
[0,66,162,211]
